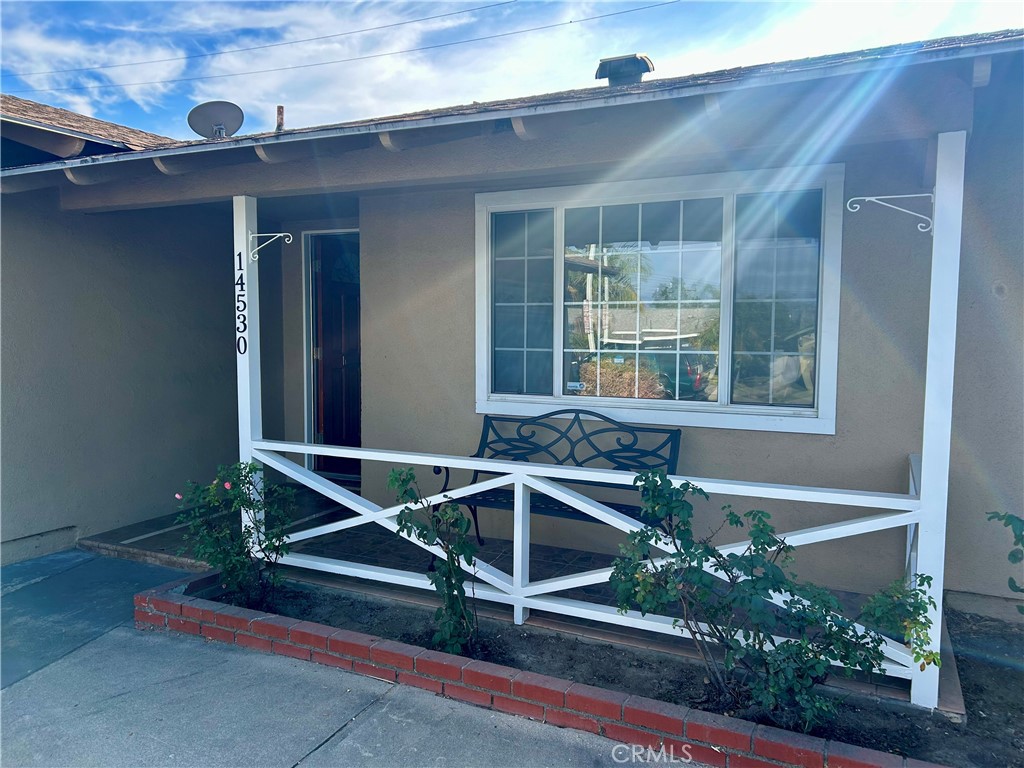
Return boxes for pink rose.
[174,493,183,500]
[223,482,232,490]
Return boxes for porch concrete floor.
[78,484,965,716]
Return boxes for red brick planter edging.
[134,573,944,768]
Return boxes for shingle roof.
[160,27,1024,148]
[0,94,171,149]
[2,27,1021,162]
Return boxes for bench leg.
[467,505,486,546]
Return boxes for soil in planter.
[224,580,1023,768]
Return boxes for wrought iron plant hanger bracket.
[846,193,934,233]
[249,232,293,261]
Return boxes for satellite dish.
[188,101,244,139]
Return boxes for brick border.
[134,573,947,768]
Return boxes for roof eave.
[1,115,133,150]
[2,33,1020,179]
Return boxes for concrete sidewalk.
[0,551,630,767]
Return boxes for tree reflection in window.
[562,199,722,401]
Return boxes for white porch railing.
[251,439,927,694]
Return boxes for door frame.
[302,228,360,472]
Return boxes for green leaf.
[1008,548,1023,564]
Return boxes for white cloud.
[184,1,618,133]
[1,18,187,114]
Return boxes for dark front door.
[312,233,361,477]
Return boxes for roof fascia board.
[2,36,1019,179]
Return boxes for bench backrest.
[472,409,680,475]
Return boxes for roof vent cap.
[596,54,654,87]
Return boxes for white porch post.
[913,130,967,709]
[513,477,531,625]
[233,195,262,463]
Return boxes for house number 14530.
[235,251,248,355]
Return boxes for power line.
[6,1,680,95]
[7,1,517,77]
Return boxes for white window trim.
[475,165,844,435]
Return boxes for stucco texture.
[946,64,1024,598]
[254,91,1020,599]
[0,193,238,563]
[337,131,1019,599]
[350,173,916,594]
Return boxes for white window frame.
[474,165,844,435]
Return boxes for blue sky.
[1,1,1021,139]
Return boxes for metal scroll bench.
[437,409,681,544]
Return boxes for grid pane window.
[486,180,830,422]
[491,210,554,395]
[732,190,821,407]
[562,199,722,401]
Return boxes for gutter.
[2,35,1021,179]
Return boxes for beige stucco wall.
[342,120,1018,599]
[255,67,1022,599]
[945,64,1024,598]
[6,54,1014,601]
[250,72,1022,600]
[350,153,927,595]
[0,191,238,563]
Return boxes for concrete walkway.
[1,551,632,767]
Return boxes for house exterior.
[2,30,1021,708]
